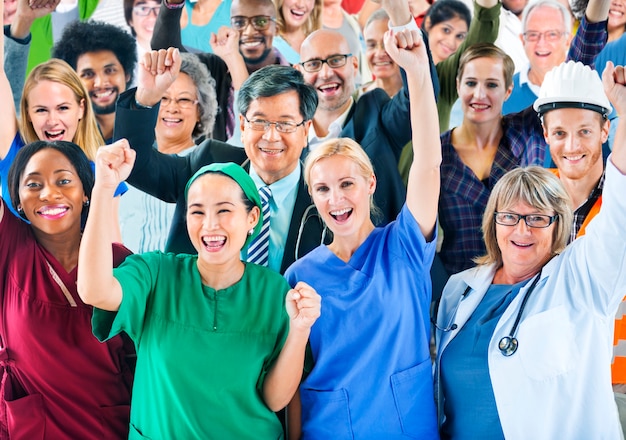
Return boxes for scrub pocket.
[391,360,438,439]
[300,387,354,439]
[5,393,46,439]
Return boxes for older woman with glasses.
[434,62,626,440]
[118,52,219,253]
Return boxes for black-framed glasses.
[494,212,558,228]
[299,54,352,73]
[160,96,199,109]
[243,115,306,133]
[133,5,160,17]
[230,15,276,31]
[522,30,565,42]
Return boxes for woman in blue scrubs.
[285,26,441,439]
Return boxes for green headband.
[185,163,263,248]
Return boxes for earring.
[17,207,24,214]
[248,228,254,236]
[83,200,90,207]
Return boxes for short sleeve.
[92,252,161,344]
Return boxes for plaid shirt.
[571,172,605,243]
[567,16,608,69]
[439,107,547,275]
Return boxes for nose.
[328,187,343,205]
[318,61,333,78]
[93,73,104,88]
[514,217,532,234]
[473,83,486,99]
[39,183,61,201]
[563,133,578,151]
[261,124,281,141]
[242,20,257,35]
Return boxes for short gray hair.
[521,0,572,34]
[179,52,218,139]
[475,166,573,267]
[237,65,318,121]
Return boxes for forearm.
[151,1,186,51]
[1,26,19,159]
[585,0,610,23]
[286,389,302,440]
[381,0,412,27]
[567,15,608,67]
[262,327,310,411]
[77,185,123,311]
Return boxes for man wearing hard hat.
[534,59,626,433]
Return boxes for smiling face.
[129,0,160,49]
[458,57,512,125]
[241,90,310,185]
[231,0,276,64]
[27,80,85,142]
[156,73,200,152]
[426,16,468,64]
[17,148,87,241]
[543,108,608,182]
[299,30,358,114]
[281,0,314,30]
[308,154,375,239]
[364,17,400,82]
[76,50,129,115]
[496,200,556,281]
[522,6,572,79]
[186,173,259,267]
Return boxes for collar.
[249,163,301,206]
[307,98,354,149]
[519,66,541,95]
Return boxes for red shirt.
[0,200,133,439]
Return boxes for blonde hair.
[274,0,322,40]
[475,166,573,267]
[20,59,104,161]
[304,137,381,221]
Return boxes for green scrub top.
[94,252,290,439]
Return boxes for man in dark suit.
[295,0,439,225]
[114,49,323,274]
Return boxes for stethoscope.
[294,204,328,260]
[434,269,543,357]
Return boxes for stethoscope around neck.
[434,269,543,357]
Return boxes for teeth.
[319,84,339,91]
[94,90,114,98]
[512,241,532,247]
[260,148,282,154]
[330,208,351,216]
[202,235,226,246]
[373,61,391,66]
[565,155,584,161]
[471,104,489,110]
[163,118,182,123]
[290,9,305,16]
[40,207,66,215]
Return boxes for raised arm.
[603,62,626,173]
[0,2,17,160]
[385,27,441,240]
[567,0,609,66]
[210,26,249,90]
[150,0,187,51]
[262,282,321,411]
[77,140,136,311]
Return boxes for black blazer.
[114,88,326,273]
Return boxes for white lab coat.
[436,159,626,440]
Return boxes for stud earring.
[17,207,24,214]
[248,228,254,236]
[83,200,90,207]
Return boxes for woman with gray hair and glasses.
[119,52,219,252]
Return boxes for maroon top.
[0,200,134,439]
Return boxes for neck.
[328,220,375,262]
[458,117,503,146]
[493,261,544,285]
[156,135,195,155]
[253,162,297,186]
[558,163,603,209]
[322,6,343,27]
[527,67,548,87]
[376,75,403,98]
[312,99,352,138]
[608,26,625,43]
[96,112,115,141]
[33,228,82,273]
[197,257,245,291]
[281,28,306,52]
[245,50,277,74]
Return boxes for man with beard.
[53,20,137,143]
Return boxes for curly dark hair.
[53,20,138,87]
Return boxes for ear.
[542,118,550,143]
[239,114,246,133]
[248,205,260,230]
[503,82,514,101]
[368,173,377,195]
[78,98,86,120]
[601,118,610,144]
[423,16,431,32]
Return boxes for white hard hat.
[533,61,612,118]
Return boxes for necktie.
[247,186,271,266]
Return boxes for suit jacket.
[114,88,325,273]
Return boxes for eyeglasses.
[160,96,199,109]
[299,54,352,73]
[132,5,160,17]
[494,212,558,228]
[522,30,566,42]
[230,15,276,31]
[243,115,305,133]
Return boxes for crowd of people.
[0,0,625,437]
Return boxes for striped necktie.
[247,186,271,266]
